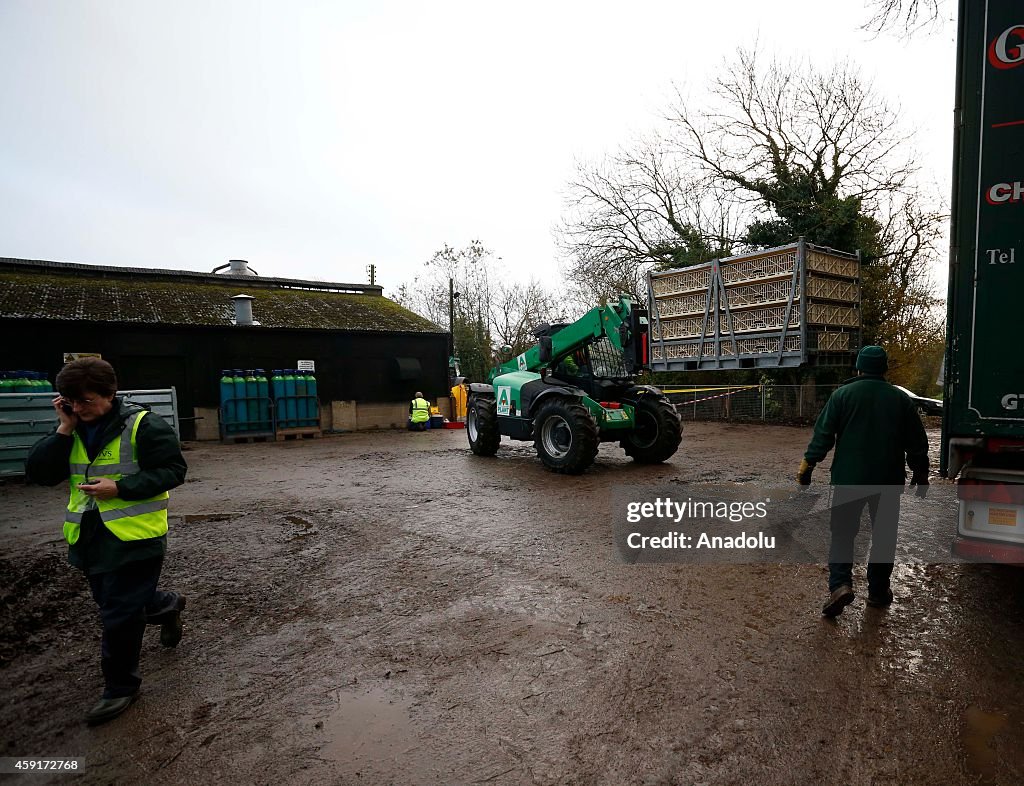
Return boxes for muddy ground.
[1,422,1023,786]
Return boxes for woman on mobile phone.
[26,357,187,726]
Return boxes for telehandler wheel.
[620,397,682,464]
[533,398,599,474]
[467,395,500,456]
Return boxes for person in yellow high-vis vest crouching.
[27,358,187,726]
[409,391,431,431]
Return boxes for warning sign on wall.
[63,352,102,363]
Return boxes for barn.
[0,257,449,439]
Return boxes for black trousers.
[87,557,180,698]
[827,486,901,594]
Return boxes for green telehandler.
[466,295,682,474]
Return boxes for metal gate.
[0,389,179,478]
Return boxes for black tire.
[620,397,682,464]
[467,395,500,456]
[533,397,599,474]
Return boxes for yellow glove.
[797,459,815,485]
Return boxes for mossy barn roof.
[0,257,442,333]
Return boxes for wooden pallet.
[222,433,274,444]
[275,427,322,441]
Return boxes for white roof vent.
[231,294,259,326]
[213,259,259,276]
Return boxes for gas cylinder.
[233,370,248,431]
[255,369,269,430]
[283,370,297,428]
[306,372,318,427]
[220,370,236,433]
[245,370,259,429]
[294,370,308,427]
[271,370,286,430]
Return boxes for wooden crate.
[721,249,797,285]
[654,302,802,340]
[815,331,852,351]
[807,276,858,303]
[650,267,711,296]
[651,342,716,360]
[651,333,802,360]
[654,316,709,340]
[807,251,858,279]
[735,335,802,355]
[729,305,801,333]
[724,278,797,308]
[806,303,859,327]
[655,291,709,317]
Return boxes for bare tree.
[394,241,560,379]
[862,0,947,36]
[491,279,561,356]
[558,139,738,314]
[669,52,918,239]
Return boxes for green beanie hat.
[856,345,888,375]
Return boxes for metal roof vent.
[212,259,259,276]
[231,294,259,326]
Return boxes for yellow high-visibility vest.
[410,397,430,423]
[64,410,169,544]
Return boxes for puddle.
[962,705,1009,778]
[319,688,415,764]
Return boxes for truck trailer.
[941,0,1024,564]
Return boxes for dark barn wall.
[2,319,449,439]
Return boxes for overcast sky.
[0,1,956,297]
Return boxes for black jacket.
[804,376,929,485]
[26,398,188,573]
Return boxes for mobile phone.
[80,480,100,486]
[61,402,74,415]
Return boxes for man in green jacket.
[26,358,187,725]
[798,346,929,617]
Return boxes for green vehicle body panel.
[582,400,635,430]
[490,371,637,431]
[942,0,1024,474]
[491,370,538,418]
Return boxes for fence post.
[761,385,766,421]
